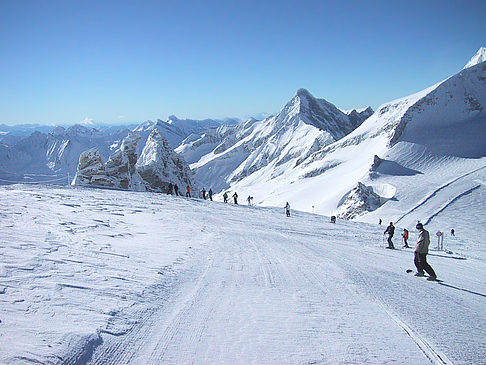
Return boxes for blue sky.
[1,0,485,125]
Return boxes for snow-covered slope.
[183,89,372,191]
[209,54,485,240]
[1,184,484,364]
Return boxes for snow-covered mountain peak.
[50,126,66,136]
[463,46,486,69]
[133,120,156,132]
[288,88,319,112]
[295,88,314,100]
[65,124,101,138]
[167,115,179,124]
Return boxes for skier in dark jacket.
[208,188,213,201]
[174,184,179,196]
[285,202,291,217]
[202,188,207,200]
[223,192,228,203]
[384,222,395,249]
[233,192,238,204]
[167,183,173,195]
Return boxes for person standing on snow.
[436,231,444,250]
[402,228,409,248]
[285,202,291,217]
[208,188,213,201]
[223,192,228,203]
[202,188,207,200]
[414,222,437,280]
[167,182,173,195]
[384,222,395,249]
[174,184,179,196]
[233,192,238,204]
[186,185,191,198]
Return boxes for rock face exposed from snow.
[463,46,486,69]
[73,132,145,190]
[182,89,372,191]
[336,182,383,219]
[73,130,193,192]
[72,148,110,186]
[136,129,193,192]
[104,132,145,190]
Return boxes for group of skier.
[166,183,193,197]
[201,188,214,201]
[197,188,239,204]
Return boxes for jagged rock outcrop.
[136,129,193,192]
[73,130,193,193]
[104,132,145,190]
[336,182,383,219]
[73,132,145,191]
[72,148,112,186]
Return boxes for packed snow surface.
[1,185,485,364]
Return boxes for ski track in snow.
[0,185,485,364]
[395,164,486,226]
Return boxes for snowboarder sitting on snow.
[233,192,238,204]
[223,192,228,203]
[402,228,409,248]
[384,222,395,249]
[285,202,291,217]
[330,216,336,224]
[414,222,437,280]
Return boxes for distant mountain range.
[0,117,235,184]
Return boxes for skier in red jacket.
[402,228,409,248]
